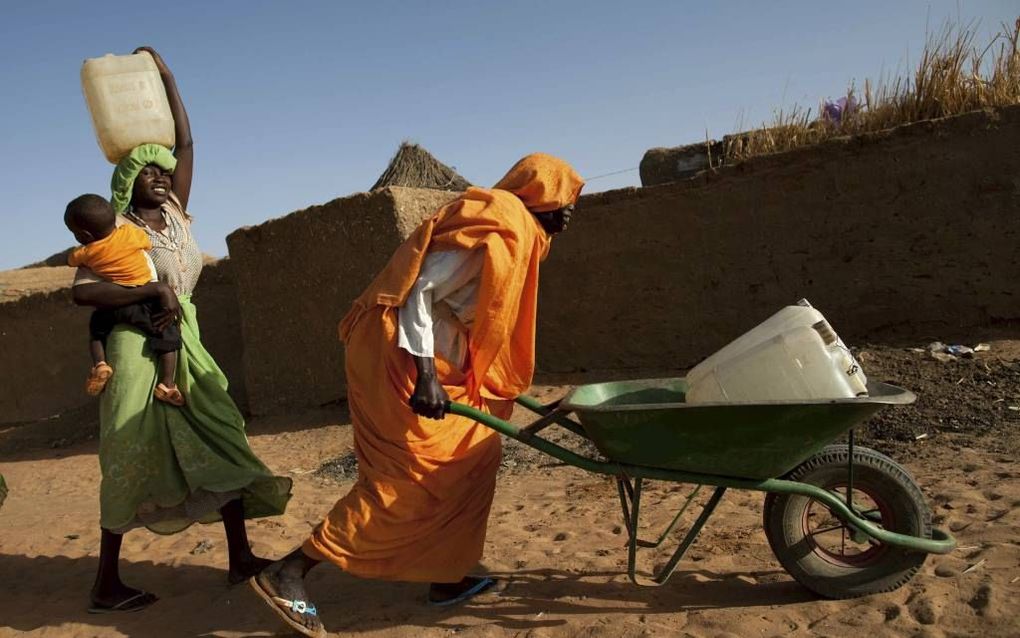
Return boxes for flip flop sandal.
[85,363,114,396]
[87,591,158,614]
[427,576,497,607]
[153,383,186,406]
[249,574,327,638]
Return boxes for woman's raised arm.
[136,46,193,210]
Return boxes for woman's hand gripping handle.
[409,355,450,420]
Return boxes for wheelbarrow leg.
[650,486,727,585]
[617,477,727,586]
[617,481,703,549]
[621,478,642,582]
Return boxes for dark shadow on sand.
[0,553,815,637]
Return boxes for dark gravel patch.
[855,344,1020,454]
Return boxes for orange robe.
[304,154,584,582]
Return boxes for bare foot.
[250,559,324,637]
[228,555,274,585]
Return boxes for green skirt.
[99,295,291,534]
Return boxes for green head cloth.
[110,144,177,213]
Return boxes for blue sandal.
[249,574,326,638]
[427,576,497,607]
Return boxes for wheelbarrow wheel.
[763,444,932,599]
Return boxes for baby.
[64,194,184,406]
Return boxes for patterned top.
[74,193,203,296]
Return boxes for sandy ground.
[1,346,1019,637]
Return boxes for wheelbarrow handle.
[444,401,520,438]
[445,403,957,556]
[446,400,614,475]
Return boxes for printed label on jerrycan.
[105,72,159,117]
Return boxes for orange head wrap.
[492,153,585,212]
[321,153,588,584]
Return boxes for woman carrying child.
[71,46,291,614]
[65,190,184,406]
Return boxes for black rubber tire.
[763,444,932,599]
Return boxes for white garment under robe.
[397,249,483,369]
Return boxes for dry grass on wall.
[722,18,1020,164]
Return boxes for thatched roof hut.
[371,142,471,191]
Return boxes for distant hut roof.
[371,142,472,191]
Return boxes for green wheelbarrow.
[448,378,955,600]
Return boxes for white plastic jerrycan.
[685,300,868,404]
[81,51,175,164]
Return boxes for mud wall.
[0,287,91,424]
[28,105,1005,421]
[537,106,1020,372]
[226,187,458,415]
[0,259,247,424]
[190,259,249,413]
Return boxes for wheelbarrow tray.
[445,380,956,583]
[560,378,915,480]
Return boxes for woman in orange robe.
[251,153,584,637]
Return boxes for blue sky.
[1,1,1016,269]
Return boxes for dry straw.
[723,18,1020,164]
[372,142,472,191]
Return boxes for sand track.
[1,344,1017,637]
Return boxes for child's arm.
[67,245,90,268]
[73,281,181,331]
[135,46,193,211]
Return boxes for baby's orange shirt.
[68,224,155,286]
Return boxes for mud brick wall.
[0,259,247,423]
[0,287,91,424]
[190,259,249,413]
[226,187,458,415]
[537,106,1020,373]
